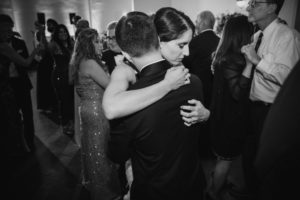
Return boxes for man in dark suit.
[3,15,36,152]
[108,11,205,200]
[183,10,219,108]
[183,10,219,158]
[102,21,124,74]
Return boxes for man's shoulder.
[189,74,203,87]
[272,22,299,39]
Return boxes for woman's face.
[93,36,103,55]
[160,29,193,65]
[58,28,68,41]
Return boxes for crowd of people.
[1,0,300,199]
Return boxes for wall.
[296,0,300,33]
[90,0,133,35]
[171,0,242,22]
[1,0,299,51]
[133,0,171,15]
[279,0,298,27]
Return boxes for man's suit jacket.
[109,60,206,200]
[11,36,33,91]
[101,49,122,74]
[183,30,219,107]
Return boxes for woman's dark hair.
[154,7,195,42]
[52,24,74,56]
[69,28,104,82]
[212,14,254,67]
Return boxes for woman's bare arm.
[0,43,39,67]
[102,64,190,119]
[79,59,110,88]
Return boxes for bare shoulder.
[79,59,104,75]
[111,63,136,83]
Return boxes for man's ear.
[121,51,133,63]
[268,3,277,14]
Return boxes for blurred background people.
[183,10,219,159]
[241,0,300,198]
[34,20,57,114]
[46,18,58,41]
[101,21,123,74]
[74,19,90,39]
[49,24,75,135]
[0,14,41,155]
[208,14,254,200]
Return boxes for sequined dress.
[76,72,121,200]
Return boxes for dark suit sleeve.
[108,119,131,164]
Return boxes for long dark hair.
[212,14,254,67]
[52,24,74,58]
[69,28,105,82]
[154,7,195,42]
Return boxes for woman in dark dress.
[207,14,254,199]
[49,24,74,135]
[34,21,57,113]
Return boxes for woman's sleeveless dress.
[76,73,121,200]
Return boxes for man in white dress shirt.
[241,0,300,198]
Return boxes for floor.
[6,71,90,200]
[5,71,248,200]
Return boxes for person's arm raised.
[102,64,190,120]
[0,43,40,67]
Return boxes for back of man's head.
[196,10,215,33]
[76,19,89,29]
[274,0,285,15]
[115,11,159,58]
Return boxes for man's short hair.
[198,10,215,29]
[115,11,159,58]
[0,14,14,26]
[76,19,89,29]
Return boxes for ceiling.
[0,0,106,12]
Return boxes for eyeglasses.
[248,1,274,9]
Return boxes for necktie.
[254,32,263,52]
[250,32,263,80]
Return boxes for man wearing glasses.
[241,0,300,198]
[102,21,124,74]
